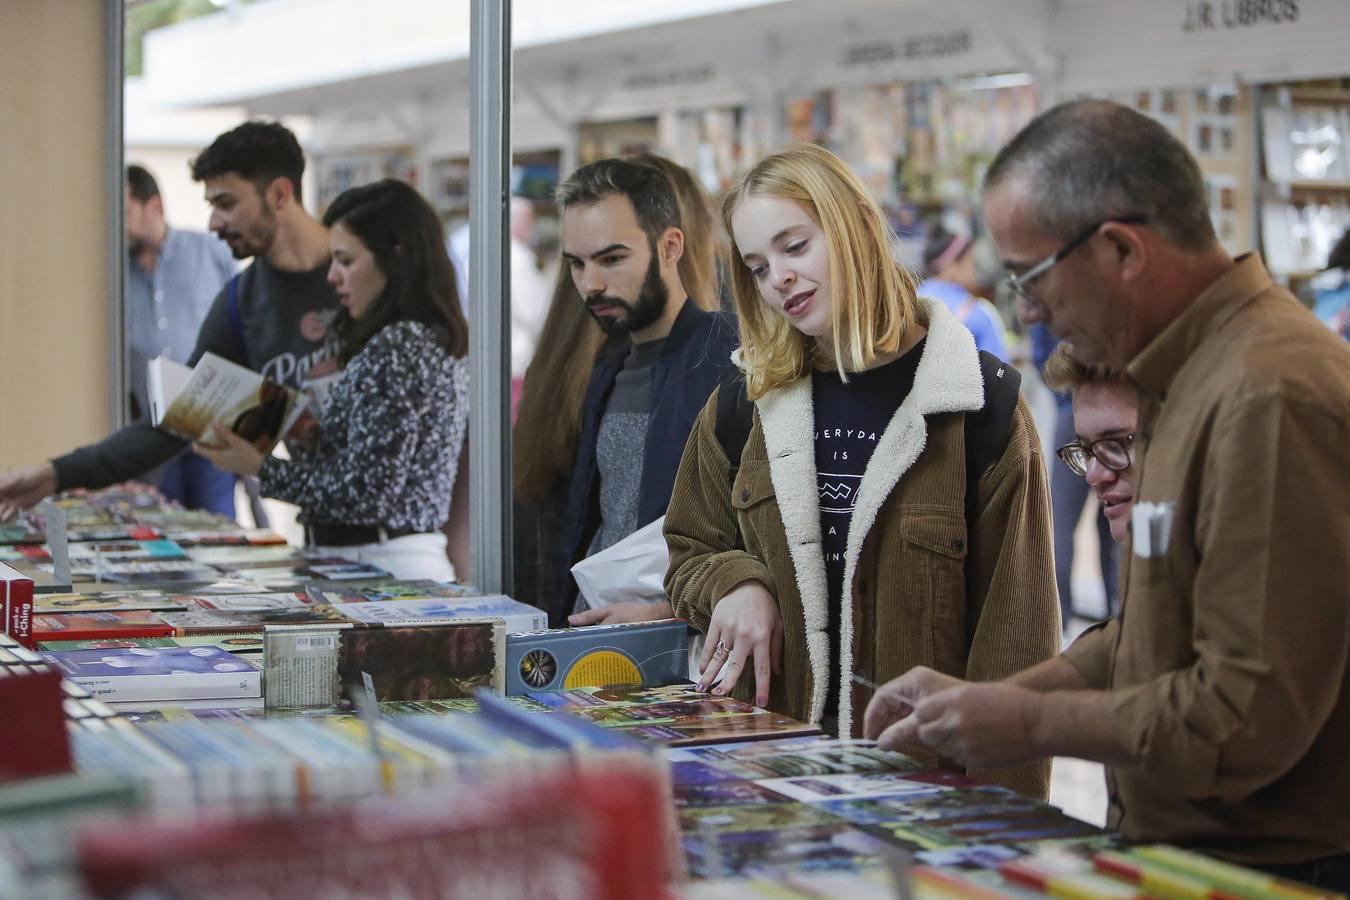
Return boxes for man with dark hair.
[865,99,1350,889]
[0,121,339,519]
[552,158,737,626]
[124,163,238,515]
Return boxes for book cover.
[149,352,308,454]
[306,580,484,604]
[337,595,546,634]
[157,605,351,635]
[174,591,312,612]
[505,619,689,694]
[39,633,265,655]
[182,545,304,567]
[32,610,173,643]
[1,561,35,647]
[40,646,261,703]
[32,591,184,615]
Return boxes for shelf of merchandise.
[1256,81,1350,281]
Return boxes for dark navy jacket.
[552,300,739,625]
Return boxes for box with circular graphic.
[505,619,689,695]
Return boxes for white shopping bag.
[569,516,707,681]
[570,515,670,609]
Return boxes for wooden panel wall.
[0,0,111,471]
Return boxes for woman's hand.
[569,599,674,626]
[193,425,265,477]
[695,580,782,708]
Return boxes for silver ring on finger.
[714,639,728,656]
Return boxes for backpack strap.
[963,351,1022,529]
[225,273,247,360]
[714,366,755,484]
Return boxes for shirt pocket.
[891,510,969,671]
[730,460,780,559]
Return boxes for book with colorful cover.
[337,595,546,634]
[305,580,485,604]
[156,605,352,635]
[505,619,689,694]
[173,591,313,612]
[32,610,174,643]
[40,645,261,703]
[32,591,185,615]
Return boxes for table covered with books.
[0,488,1340,899]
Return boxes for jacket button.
[951,538,965,552]
[740,487,751,503]
[858,580,869,595]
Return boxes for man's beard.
[217,206,278,260]
[585,250,669,336]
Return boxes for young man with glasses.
[1042,344,1137,547]
[864,99,1350,890]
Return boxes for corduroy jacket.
[665,298,1060,798]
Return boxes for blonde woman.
[663,145,1059,796]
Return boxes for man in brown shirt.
[864,99,1350,890]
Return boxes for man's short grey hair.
[985,99,1217,253]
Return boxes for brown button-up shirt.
[1061,254,1350,866]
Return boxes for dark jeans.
[1051,403,1119,623]
[152,450,236,518]
[1257,853,1350,894]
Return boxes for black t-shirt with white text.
[812,338,924,722]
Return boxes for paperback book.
[41,646,261,703]
[337,595,546,634]
[1,561,35,647]
[156,605,352,635]
[31,610,174,644]
[263,620,506,709]
[505,619,689,694]
[148,353,308,454]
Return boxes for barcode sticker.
[293,635,337,651]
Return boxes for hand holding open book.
[148,353,310,458]
[192,425,265,476]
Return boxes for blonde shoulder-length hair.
[721,143,922,400]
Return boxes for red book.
[0,666,72,782]
[0,562,34,648]
[32,610,174,643]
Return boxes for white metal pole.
[107,0,126,431]
[468,0,513,595]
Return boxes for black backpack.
[713,351,1022,528]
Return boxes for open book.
[148,353,309,454]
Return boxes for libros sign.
[1183,0,1299,31]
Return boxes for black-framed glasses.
[1056,434,1135,477]
[1004,216,1148,301]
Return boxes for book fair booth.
[1,0,1348,897]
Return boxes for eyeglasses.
[1056,434,1135,477]
[1004,216,1149,301]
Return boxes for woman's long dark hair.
[323,179,469,362]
